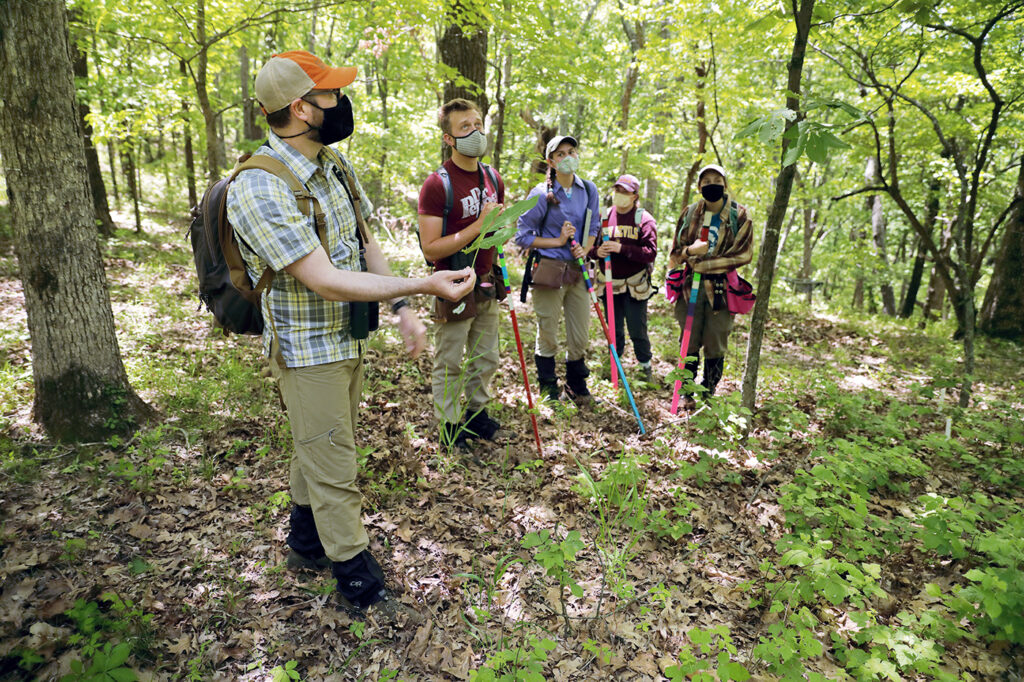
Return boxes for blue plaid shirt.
[226,133,373,367]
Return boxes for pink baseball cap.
[614,174,641,193]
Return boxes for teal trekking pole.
[570,228,645,433]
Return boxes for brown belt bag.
[433,264,506,322]
[531,256,582,290]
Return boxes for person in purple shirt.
[588,173,658,383]
[515,135,601,402]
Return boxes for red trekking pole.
[496,246,543,457]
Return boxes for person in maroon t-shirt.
[588,174,658,383]
[417,98,509,449]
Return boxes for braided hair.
[545,164,560,206]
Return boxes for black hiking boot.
[702,357,724,399]
[565,359,592,404]
[535,354,560,402]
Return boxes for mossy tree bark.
[0,0,154,441]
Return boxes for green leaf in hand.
[463,195,539,255]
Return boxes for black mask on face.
[700,183,725,203]
[283,94,354,145]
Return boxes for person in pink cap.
[228,51,475,623]
[587,173,658,383]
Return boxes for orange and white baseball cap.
[255,50,357,113]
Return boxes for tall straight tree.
[0,0,152,441]
[740,0,816,414]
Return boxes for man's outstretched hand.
[427,267,477,302]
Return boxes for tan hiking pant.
[431,299,500,424]
[532,278,592,361]
[271,355,368,562]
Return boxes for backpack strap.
[480,163,499,198]
[321,146,372,247]
[676,203,697,246]
[436,165,453,238]
[234,155,327,241]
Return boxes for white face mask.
[555,155,580,175]
[613,191,635,210]
[453,129,487,158]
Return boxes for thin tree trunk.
[107,140,120,208]
[239,45,262,142]
[741,0,816,414]
[195,0,225,178]
[180,60,199,209]
[69,9,115,236]
[900,179,940,318]
[0,0,153,440]
[120,143,142,232]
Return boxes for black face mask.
[283,94,354,145]
[700,183,725,203]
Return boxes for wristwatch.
[391,299,409,314]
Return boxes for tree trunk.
[437,0,489,114]
[740,0,815,414]
[900,179,940,318]
[239,46,262,142]
[0,0,153,441]
[863,157,896,314]
[120,143,142,232]
[978,161,1024,340]
[180,60,199,209]
[69,9,115,237]
[491,35,512,172]
[107,139,120,208]
[195,0,225,178]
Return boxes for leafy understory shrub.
[666,626,750,682]
[468,636,557,682]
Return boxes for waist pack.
[665,268,685,303]
[433,264,506,322]
[531,256,582,290]
[597,267,655,301]
[726,270,756,314]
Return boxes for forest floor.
[1,215,1022,681]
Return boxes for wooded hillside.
[0,0,1022,680]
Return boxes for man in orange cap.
[228,51,475,623]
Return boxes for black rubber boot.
[535,354,559,401]
[702,356,724,397]
[565,359,591,402]
[287,504,326,559]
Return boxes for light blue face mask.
[556,155,580,175]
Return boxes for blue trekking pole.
[570,217,645,434]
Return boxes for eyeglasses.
[303,89,341,106]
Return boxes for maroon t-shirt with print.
[418,159,505,276]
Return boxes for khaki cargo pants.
[532,278,591,361]
[431,299,500,424]
[271,354,368,563]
